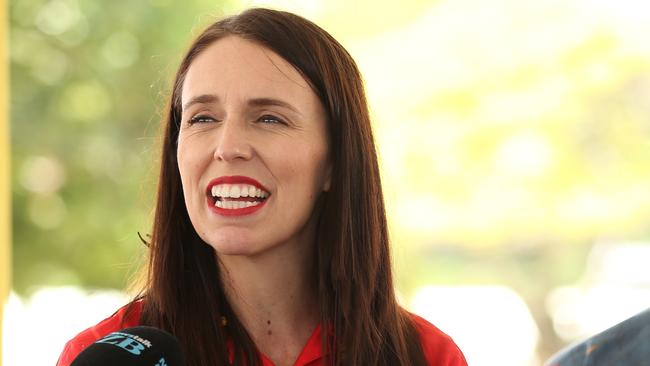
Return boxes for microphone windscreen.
[70,326,184,366]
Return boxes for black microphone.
[70,326,185,366]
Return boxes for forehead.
[181,35,314,107]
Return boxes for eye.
[258,114,286,125]
[188,115,216,125]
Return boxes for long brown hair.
[134,8,427,366]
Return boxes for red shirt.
[56,301,467,366]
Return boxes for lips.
[205,175,271,217]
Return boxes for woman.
[57,8,467,366]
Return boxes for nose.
[213,118,253,162]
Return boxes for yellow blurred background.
[4,1,650,365]
[2,0,11,365]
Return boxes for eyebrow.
[183,94,302,116]
[182,94,219,111]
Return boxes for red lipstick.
[206,175,270,217]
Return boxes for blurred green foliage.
[10,0,235,295]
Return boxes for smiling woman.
[56,8,467,366]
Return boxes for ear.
[323,162,332,192]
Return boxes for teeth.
[211,184,269,199]
[215,199,262,209]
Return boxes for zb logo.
[97,332,148,355]
[155,357,168,366]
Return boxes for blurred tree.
[10,0,234,295]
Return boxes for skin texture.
[176,35,331,365]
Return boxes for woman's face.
[177,36,331,257]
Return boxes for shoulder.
[56,299,143,366]
[409,312,468,366]
[545,307,650,366]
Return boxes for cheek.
[286,145,329,194]
[176,148,192,186]
[307,142,330,182]
[177,128,211,167]
[177,142,205,198]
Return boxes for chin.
[210,242,255,256]
[202,232,262,257]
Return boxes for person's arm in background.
[545,307,650,366]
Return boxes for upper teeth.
[211,184,269,199]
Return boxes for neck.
[220,249,318,326]
[217,235,320,349]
